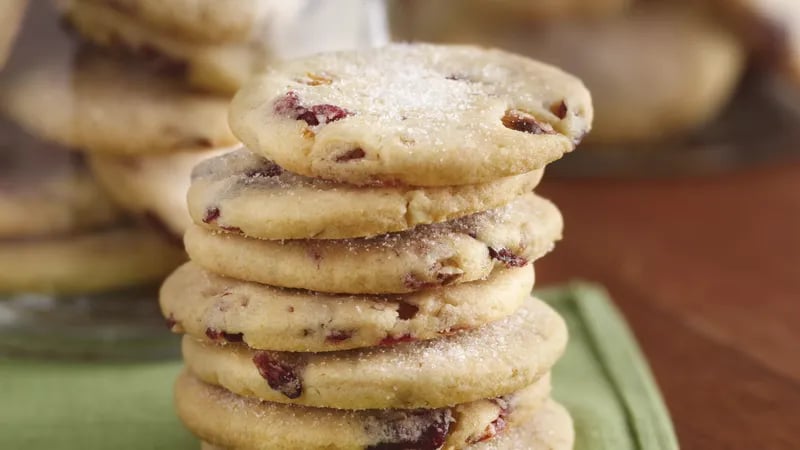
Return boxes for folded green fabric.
[0,283,677,450]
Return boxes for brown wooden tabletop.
[535,162,800,450]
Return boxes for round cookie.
[177,370,551,450]
[189,148,545,240]
[77,0,302,44]
[412,3,745,145]
[161,262,533,352]
[0,0,27,69]
[229,44,593,187]
[199,398,573,450]
[185,192,562,294]
[0,51,237,155]
[89,149,228,237]
[0,125,121,239]
[0,226,186,294]
[62,0,274,95]
[181,296,566,410]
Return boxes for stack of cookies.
[1,0,302,240]
[0,2,189,296]
[160,44,593,449]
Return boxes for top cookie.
[230,44,593,187]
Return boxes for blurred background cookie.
[392,1,745,145]
[0,0,27,69]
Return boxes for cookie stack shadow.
[161,44,594,449]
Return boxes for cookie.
[188,149,545,240]
[161,261,533,352]
[178,370,550,450]
[0,0,27,69]
[0,51,237,155]
[708,0,800,85]
[182,296,565,410]
[185,192,562,294]
[0,226,185,294]
[89,149,228,237]
[229,44,593,187]
[0,125,122,239]
[62,0,274,94]
[199,398,572,450]
[76,0,301,44]
[408,3,745,145]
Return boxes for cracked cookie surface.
[181,296,565,410]
[161,262,533,352]
[184,192,562,294]
[179,370,551,450]
[188,148,544,239]
[0,51,237,155]
[229,44,593,187]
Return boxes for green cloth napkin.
[0,283,678,450]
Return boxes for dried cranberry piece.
[334,148,366,163]
[501,110,555,135]
[205,328,244,343]
[309,104,350,124]
[273,91,352,126]
[252,352,302,399]
[378,334,416,347]
[396,302,419,320]
[165,315,178,331]
[488,247,528,268]
[325,330,353,343]
[367,410,452,450]
[551,100,568,119]
[202,207,220,224]
[273,91,303,116]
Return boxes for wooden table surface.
[536,162,800,450]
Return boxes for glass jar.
[0,0,388,360]
[387,0,800,177]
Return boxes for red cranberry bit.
[325,330,353,343]
[165,315,178,331]
[501,110,555,135]
[273,91,303,116]
[378,333,416,347]
[202,207,220,224]
[396,302,419,320]
[488,247,528,268]
[367,410,452,450]
[252,352,303,399]
[309,104,351,124]
[273,91,352,126]
[334,148,366,163]
[550,100,568,119]
[205,328,244,343]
